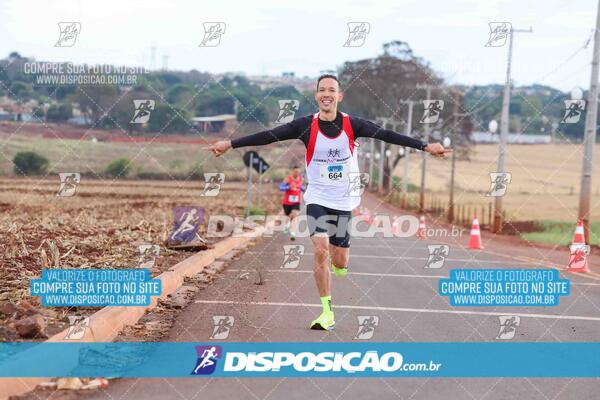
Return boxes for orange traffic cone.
[468,216,484,249]
[416,215,427,239]
[571,218,586,245]
[566,219,590,273]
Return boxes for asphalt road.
[86,193,600,400]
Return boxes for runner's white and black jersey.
[231,111,427,211]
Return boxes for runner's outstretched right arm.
[203,118,307,157]
[230,121,302,148]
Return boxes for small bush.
[13,151,49,175]
[188,161,204,180]
[392,176,419,192]
[105,158,133,178]
[247,206,265,216]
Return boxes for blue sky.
[0,0,596,91]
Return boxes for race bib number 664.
[320,164,346,181]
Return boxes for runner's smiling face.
[315,78,343,114]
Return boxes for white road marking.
[249,251,557,265]
[227,268,446,279]
[194,300,600,322]
[225,269,600,286]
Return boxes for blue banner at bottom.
[0,342,598,378]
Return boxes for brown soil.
[0,177,281,342]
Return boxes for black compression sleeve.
[230,121,302,148]
[353,117,427,150]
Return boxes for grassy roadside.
[521,220,600,246]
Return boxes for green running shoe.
[310,310,335,330]
[331,262,348,277]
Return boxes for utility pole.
[492,26,533,233]
[448,90,468,223]
[386,119,401,193]
[246,153,254,218]
[162,53,169,71]
[378,140,385,192]
[376,117,389,192]
[416,84,437,213]
[257,160,263,210]
[368,138,375,191]
[579,0,600,243]
[448,90,461,223]
[150,43,156,71]
[399,100,414,208]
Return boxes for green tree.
[74,86,120,126]
[148,104,190,133]
[46,104,73,122]
[8,81,32,101]
[195,93,235,116]
[166,84,195,108]
[237,102,268,125]
[31,105,45,120]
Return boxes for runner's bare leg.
[289,209,299,233]
[329,244,349,269]
[311,234,331,296]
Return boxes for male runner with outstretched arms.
[279,165,305,241]
[205,74,450,330]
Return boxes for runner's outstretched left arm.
[353,117,451,157]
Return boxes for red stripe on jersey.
[342,113,355,155]
[306,115,319,166]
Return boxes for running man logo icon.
[168,206,205,243]
[138,244,160,269]
[561,100,586,124]
[64,316,89,340]
[130,100,155,124]
[420,100,444,124]
[345,172,370,197]
[327,148,341,159]
[276,100,299,124]
[210,316,234,339]
[424,245,449,269]
[200,173,225,197]
[485,22,512,47]
[282,244,305,269]
[199,22,226,47]
[191,345,222,375]
[486,172,512,197]
[57,173,80,197]
[343,22,370,47]
[496,315,520,340]
[55,22,81,47]
[354,316,379,340]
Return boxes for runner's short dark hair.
[291,165,301,169]
[317,74,340,90]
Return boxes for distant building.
[68,106,91,125]
[246,74,314,92]
[471,131,551,144]
[0,108,14,121]
[191,114,237,133]
[0,101,35,122]
[68,115,91,125]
